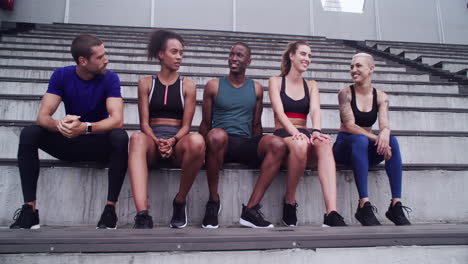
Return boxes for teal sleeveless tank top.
[212,77,256,138]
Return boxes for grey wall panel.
[68,0,151,27]
[1,0,468,45]
[155,0,232,31]
[377,0,440,43]
[439,0,468,45]
[236,0,310,36]
[313,0,377,40]
[0,0,65,23]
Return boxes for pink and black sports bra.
[148,75,184,120]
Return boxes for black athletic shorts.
[273,128,311,138]
[224,134,264,166]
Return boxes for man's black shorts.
[224,134,264,167]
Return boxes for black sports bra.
[148,75,184,120]
[350,85,378,127]
[280,76,310,120]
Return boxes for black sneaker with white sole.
[323,211,347,227]
[170,199,187,228]
[96,204,118,229]
[282,202,298,227]
[9,204,40,229]
[240,204,274,228]
[202,200,221,229]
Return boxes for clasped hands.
[56,115,86,139]
[292,130,331,145]
[155,137,176,159]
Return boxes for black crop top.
[350,85,378,127]
[280,76,310,120]
[149,75,184,120]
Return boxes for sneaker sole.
[202,204,222,229]
[239,218,274,228]
[96,225,117,230]
[282,220,297,227]
[19,224,40,230]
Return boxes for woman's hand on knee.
[310,131,331,145]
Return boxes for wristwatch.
[85,122,92,134]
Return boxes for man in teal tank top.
[200,43,287,228]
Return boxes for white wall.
[1,0,468,44]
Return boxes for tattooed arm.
[376,90,391,157]
[338,87,378,141]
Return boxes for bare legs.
[284,137,338,214]
[246,135,287,208]
[128,132,205,212]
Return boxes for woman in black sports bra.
[269,41,346,227]
[128,30,205,229]
[333,53,411,226]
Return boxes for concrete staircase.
[366,40,468,79]
[0,23,467,230]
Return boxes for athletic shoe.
[385,201,412,226]
[240,204,274,228]
[133,210,153,229]
[323,211,347,227]
[170,199,187,228]
[9,204,40,229]
[282,202,298,227]
[202,200,221,229]
[355,201,382,226]
[96,204,118,229]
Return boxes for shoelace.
[12,207,23,222]
[397,205,413,218]
[252,205,266,220]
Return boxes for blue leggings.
[332,132,402,199]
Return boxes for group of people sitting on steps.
[9,30,411,230]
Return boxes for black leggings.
[17,125,129,203]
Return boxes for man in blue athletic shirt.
[199,42,287,228]
[10,35,128,229]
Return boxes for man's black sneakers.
[202,200,221,229]
[240,204,274,228]
[170,199,187,228]
[96,204,118,229]
[355,201,382,226]
[133,210,154,229]
[323,211,347,227]
[9,204,40,229]
[282,202,298,227]
[386,201,412,226]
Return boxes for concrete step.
[420,56,468,66]
[0,46,390,65]
[388,47,468,57]
[366,40,468,50]
[1,124,466,164]
[0,77,460,94]
[2,81,466,109]
[374,43,468,55]
[0,55,407,72]
[35,23,330,42]
[0,224,467,256]
[1,96,467,132]
[0,42,360,59]
[433,61,468,73]
[16,31,346,50]
[402,51,468,61]
[0,162,467,226]
[0,67,432,84]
